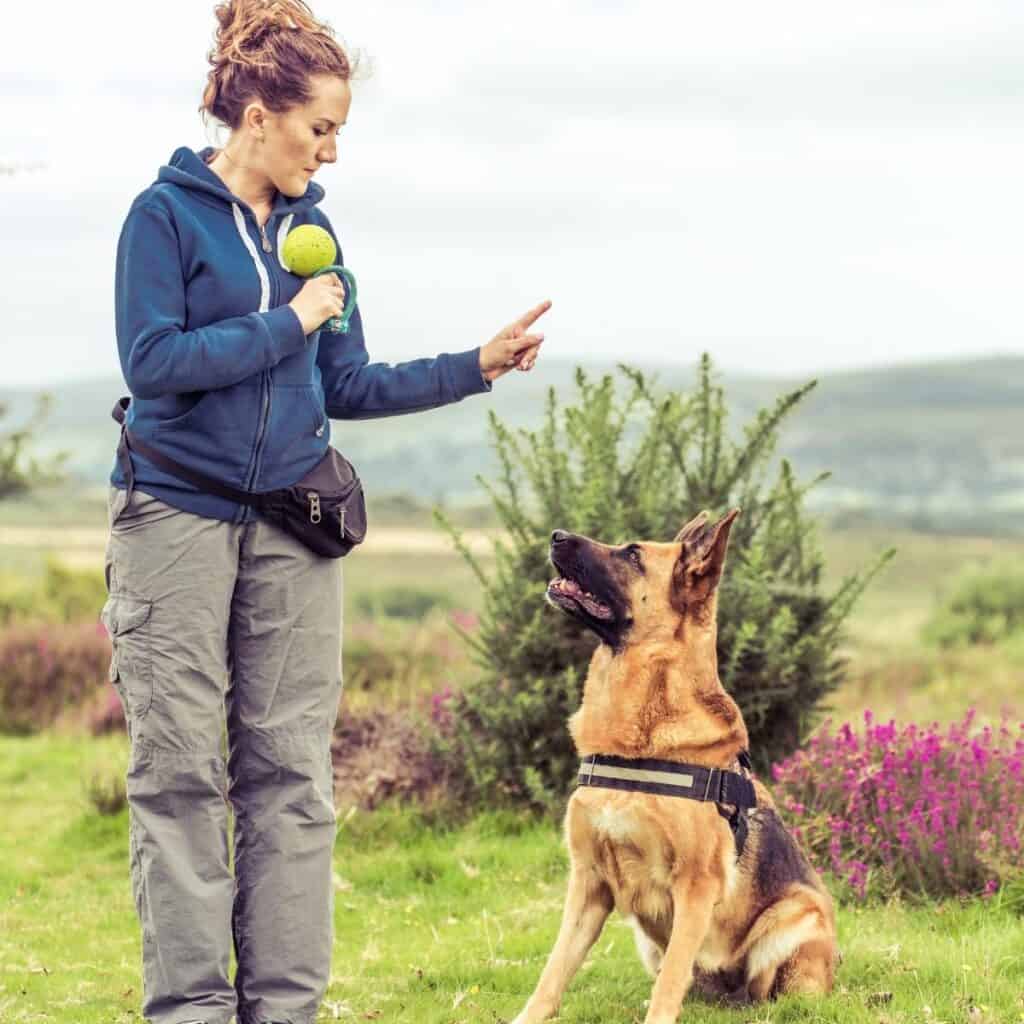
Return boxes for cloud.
[1,0,1022,386]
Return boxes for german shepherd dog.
[511,510,838,1024]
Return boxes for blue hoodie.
[110,145,492,523]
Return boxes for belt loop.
[117,426,136,507]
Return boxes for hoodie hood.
[156,145,325,215]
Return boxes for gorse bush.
[923,562,1024,649]
[434,356,893,812]
[772,710,1024,900]
[0,393,68,501]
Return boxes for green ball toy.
[282,224,337,277]
[281,224,359,334]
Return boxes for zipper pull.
[309,492,321,524]
[259,222,272,253]
[339,507,346,539]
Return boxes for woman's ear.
[242,100,268,139]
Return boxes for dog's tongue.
[550,576,613,620]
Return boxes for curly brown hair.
[199,0,361,130]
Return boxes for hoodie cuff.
[260,304,309,356]
[450,346,493,398]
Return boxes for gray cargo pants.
[101,486,344,1024]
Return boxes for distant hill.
[3,355,1022,533]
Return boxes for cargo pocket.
[100,593,154,719]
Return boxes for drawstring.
[231,202,270,313]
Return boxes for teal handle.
[312,265,358,333]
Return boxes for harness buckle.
[586,755,597,786]
[702,767,719,802]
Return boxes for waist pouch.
[112,396,367,559]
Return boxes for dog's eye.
[625,545,643,569]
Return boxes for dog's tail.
[737,883,837,999]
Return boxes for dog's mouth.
[546,575,614,621]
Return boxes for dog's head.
[546,508,740,649]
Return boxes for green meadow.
[2,733,1022,1024]
[1,503,1023,1022]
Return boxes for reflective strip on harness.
[580,762,695,790]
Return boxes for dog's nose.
[551,529,571,545]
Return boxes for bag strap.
[112,396,261,507]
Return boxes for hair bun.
[210,0,328,69]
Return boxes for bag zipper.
[308,492,350,540]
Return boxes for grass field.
[2,503,1023,1022]
[2,733,1023,1024]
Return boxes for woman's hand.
[288,273,346,336]
[479,300,551,382]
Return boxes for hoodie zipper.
[242,211,278,507]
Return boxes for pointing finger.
[515,299,552,330]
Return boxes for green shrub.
[355,584,455,621]
[83,763,128,816]
[0,392,69,501]
[0,560,107,626]
[0,620,111,734]
[923,563,1024,648]
[434,356,893,813]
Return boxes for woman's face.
[259,73,352,198]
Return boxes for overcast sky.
[1,0,1021,388]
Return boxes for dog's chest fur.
[576,793,737,922]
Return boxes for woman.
[102,3,548,1023]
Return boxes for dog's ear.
[671,508,741,609]
[673,510,711,545]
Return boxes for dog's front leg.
[642,878,718,1024]
[510,866,613,1024]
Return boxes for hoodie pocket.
[302,387,327,437]
[155,391,210,430]
[100,593,154,718]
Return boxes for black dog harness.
[577,751,757,857]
